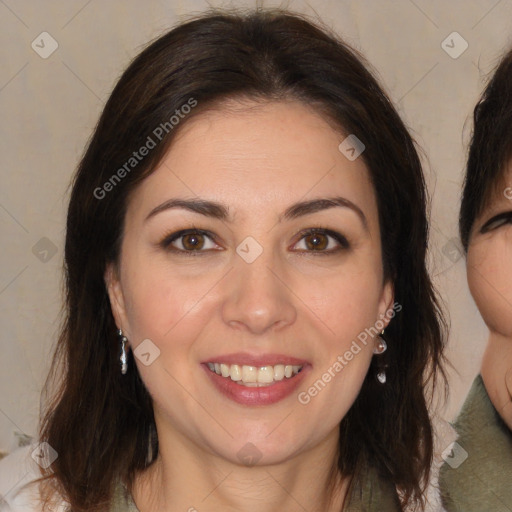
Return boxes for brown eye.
[160,229,220,254]
[293,228,349,253]
[304,232,328,250]
[182,233,205,250]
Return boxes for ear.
[104,262,130,340]
[377,279,395,331]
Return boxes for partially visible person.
[439,47,512,511]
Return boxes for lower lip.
[202,364,310,406]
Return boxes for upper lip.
[202,352,309,366]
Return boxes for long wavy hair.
[31,8,446,511]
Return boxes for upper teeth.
[207,363,303,385]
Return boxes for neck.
[131,426,349,512]
[481,331,512,430]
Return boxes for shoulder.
[0,444,67,512]
[439,375,512,511]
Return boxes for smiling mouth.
[206,362,303,387]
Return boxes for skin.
[105,99,394,512]
[467,166,512,430]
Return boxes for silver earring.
[118,329,128,375]
[373,330,387,384]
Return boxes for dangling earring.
[373,330,387,384]
[118,329,128,375]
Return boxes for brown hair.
[460,47,512,250]
[32,7,446,511]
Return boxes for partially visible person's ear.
[104,263,129,337]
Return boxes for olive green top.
[439,375,512,511]
[110,465,401,511]
[111,481,139,512]
[345,466,402,511]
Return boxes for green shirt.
[345,466,402,511]
[110,480,139,512]
[439,375,512,511]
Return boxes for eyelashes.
[480,211,512,234]
[159,227,350,256]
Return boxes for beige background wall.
[0,0,510,507]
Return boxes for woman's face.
[106,100,393,466]
[467,166,512,338]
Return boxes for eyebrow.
[145,196,368,230]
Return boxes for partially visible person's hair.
[29,7,446,512]
[460,48,512,250]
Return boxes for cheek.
[293,266,383,403]
[121,253,224,352]
[302,262,385,336]
[122,262,224,411]
[467,242,512,336]
[305,285,380,344]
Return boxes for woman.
[439,48,512,510]
[0,8,445,512]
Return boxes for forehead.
[126,99,378,227]
[480,163,512,216]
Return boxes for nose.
[221,252,297,335]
